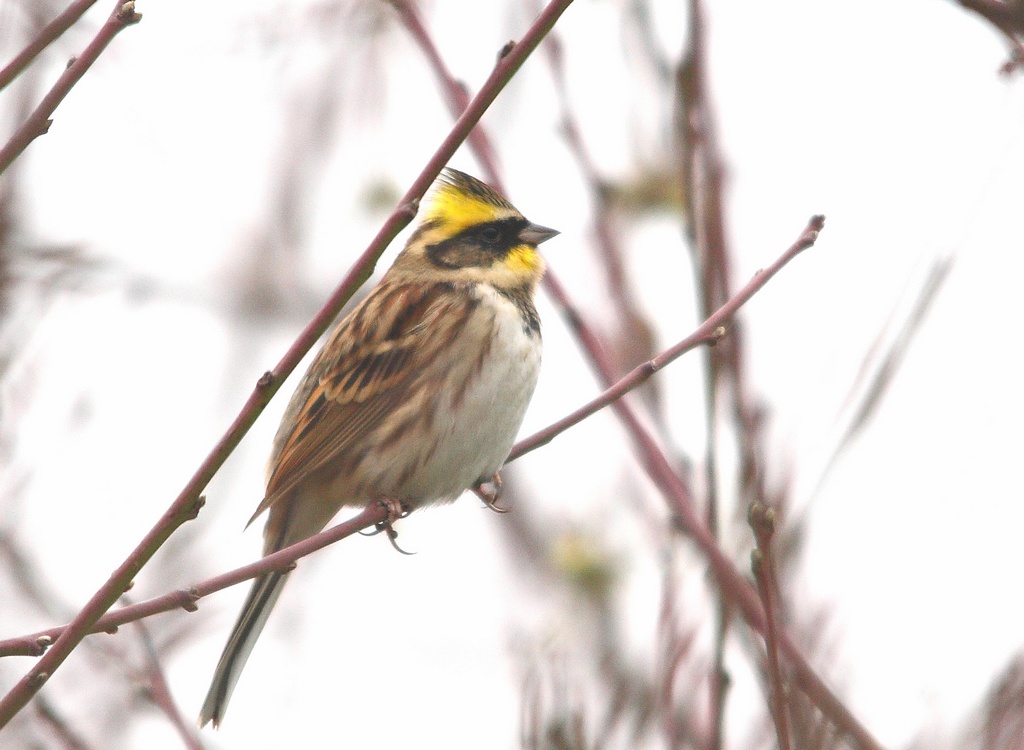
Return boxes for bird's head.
[394,168,558,290]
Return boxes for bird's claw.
[477,472,509,514]
[360,498,415,555]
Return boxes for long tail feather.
[198,570,289,728]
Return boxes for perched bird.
[199,168,558,728]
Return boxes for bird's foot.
[477,472,509,514]
[361,497,415,555]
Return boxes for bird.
[198,168,558,728]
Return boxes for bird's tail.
[198,569,289,728]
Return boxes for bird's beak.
[518,222,560,246]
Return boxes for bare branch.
[506,216,824,464]
[749,502,792,750]
[34,695,99,750]
[0,1,142,175]
[540,206,880,748]
[0,0,103,92]
[957,0,1024,72]
[0,503,387,658]
[0,212,817,659]
[0,0,576,727]
[129,612,202,750]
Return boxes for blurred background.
[2,1,1024,748]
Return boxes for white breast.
[394,286,541,504]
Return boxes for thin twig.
[0,0,103,91]
[0,503,388,659]
[542,20,659,392]
[958,0,1024,36]
[0,0,575,728]
[811,259,950,500]
[34,695,98,750]
[0,213,797,657]
[0,1,141,175]
[386,0,500,171]
[128,606,202,750]
[542,214,884,750]
[506,217,822,463]
[612,358,885,750]
[505,322,724,463]
[678,1,779,742]
[836,260,951,463]
[749,502,792,750]
[0,216,814,659]
[678,4,731,741]
[656,555,704,748]
[957,0,1024,72]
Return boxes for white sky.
[4,1,1024,748]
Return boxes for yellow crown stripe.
[425,182,507,235]
[423,168,519,236]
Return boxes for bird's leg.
[365,497,415,555]
[477,472,509,514]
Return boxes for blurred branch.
[0,503,388,658]
[0,0,141,175]
[677,1,733,742]
[749,501,792,750]
[386,0,500,172]
[0,0,575,727]
[542,22,661,394]
[128,608,202,750]
[34,695,98,750]
[0,0,102,91]
[651,540,706,749]
[840,260,950,453]
[543,206,883,749]
[815,259,951,495]
[973,652,1024,750]
[958,0,1024,35]
[506,216,822,464]
[0,215,813,659]
[0,217,820,666]
[506,325,723,463]
[0,528,78,623]
[957,0,1024,72]
[610,352,885,750]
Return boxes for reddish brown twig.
[0,0,103,91]
[386,0,500,172]
[828,260,951,477]
[959,0,1024,35]
[506,216,822,464]
[34,695,98,750]
[677,1,735,743]
[974,653,1024,749]
[0,0,575,728]
[0,209,801,658]
[749,501,792,750]
[540,214,884,750]
[129,612,202,750]
[0,217,814,663]
[957,0,1024,72]
[542,21,659,391]
[614,365,884,750]
[0,503,387,659]
[0,1,141,175]
[656,555,704,748]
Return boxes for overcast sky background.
[4,1,1024,748]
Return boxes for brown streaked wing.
[249,281,476,523]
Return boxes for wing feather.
[248,281,476,525]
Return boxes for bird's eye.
[479,226,501,243]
